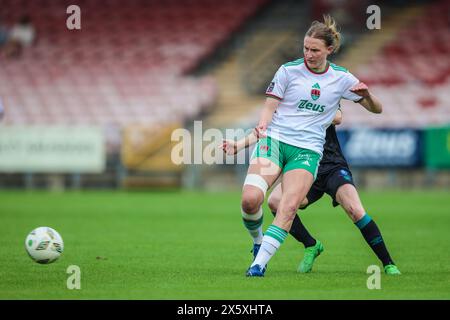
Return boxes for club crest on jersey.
[311,83,321,101]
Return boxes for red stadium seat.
[0,0,268,149]
[346,0,450,128]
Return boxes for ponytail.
[306,14,341,53]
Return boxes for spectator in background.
[4,15,36,58]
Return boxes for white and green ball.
[25,227,64,264]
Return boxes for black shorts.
[301,167,355,209]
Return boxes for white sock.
[251,225,287,267]
[241,207,263,245]
[251,236,279,268]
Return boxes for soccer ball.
[25,227,64,264]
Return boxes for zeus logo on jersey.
[297,99,325,113]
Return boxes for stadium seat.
[0,0,267,149]
[341,0,450,128]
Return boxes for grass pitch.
[0,190,449,299]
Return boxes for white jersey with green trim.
[265,58,362,157]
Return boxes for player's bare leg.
[335,184,365,222]
[274,169,313,230]
[268,184,316,248]
[268,183,308,211]
[268,183,323,273]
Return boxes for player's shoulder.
[329,62,358,83]
[278,58,305,79]
[329,62,349,73]
[282,58,305,68]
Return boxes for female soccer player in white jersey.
[222,110,401,275]
[240,15,383,277]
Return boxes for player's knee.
[281,200,299,217]
[352,209,365,222]
[344,203,365,222]
[241,191,262,214]
[299,197,308,209]
[268,194,280,213]
[277,209,296,225]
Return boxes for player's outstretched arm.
[221,130,259,155]
[350,82,382,114]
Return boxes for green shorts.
[251,136,321,179]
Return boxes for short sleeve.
[342,72,363,102]
[265,66,288,100]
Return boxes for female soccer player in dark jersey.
[222,110,401,275]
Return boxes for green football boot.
[298,240,324,273]
[384,264,401,275]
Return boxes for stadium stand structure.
[2,0,448,190]
[0,0,270,188]
[339,0,450,128]
[0,0,269,150]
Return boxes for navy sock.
[355,213,395,267]
[271,211,316,248]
